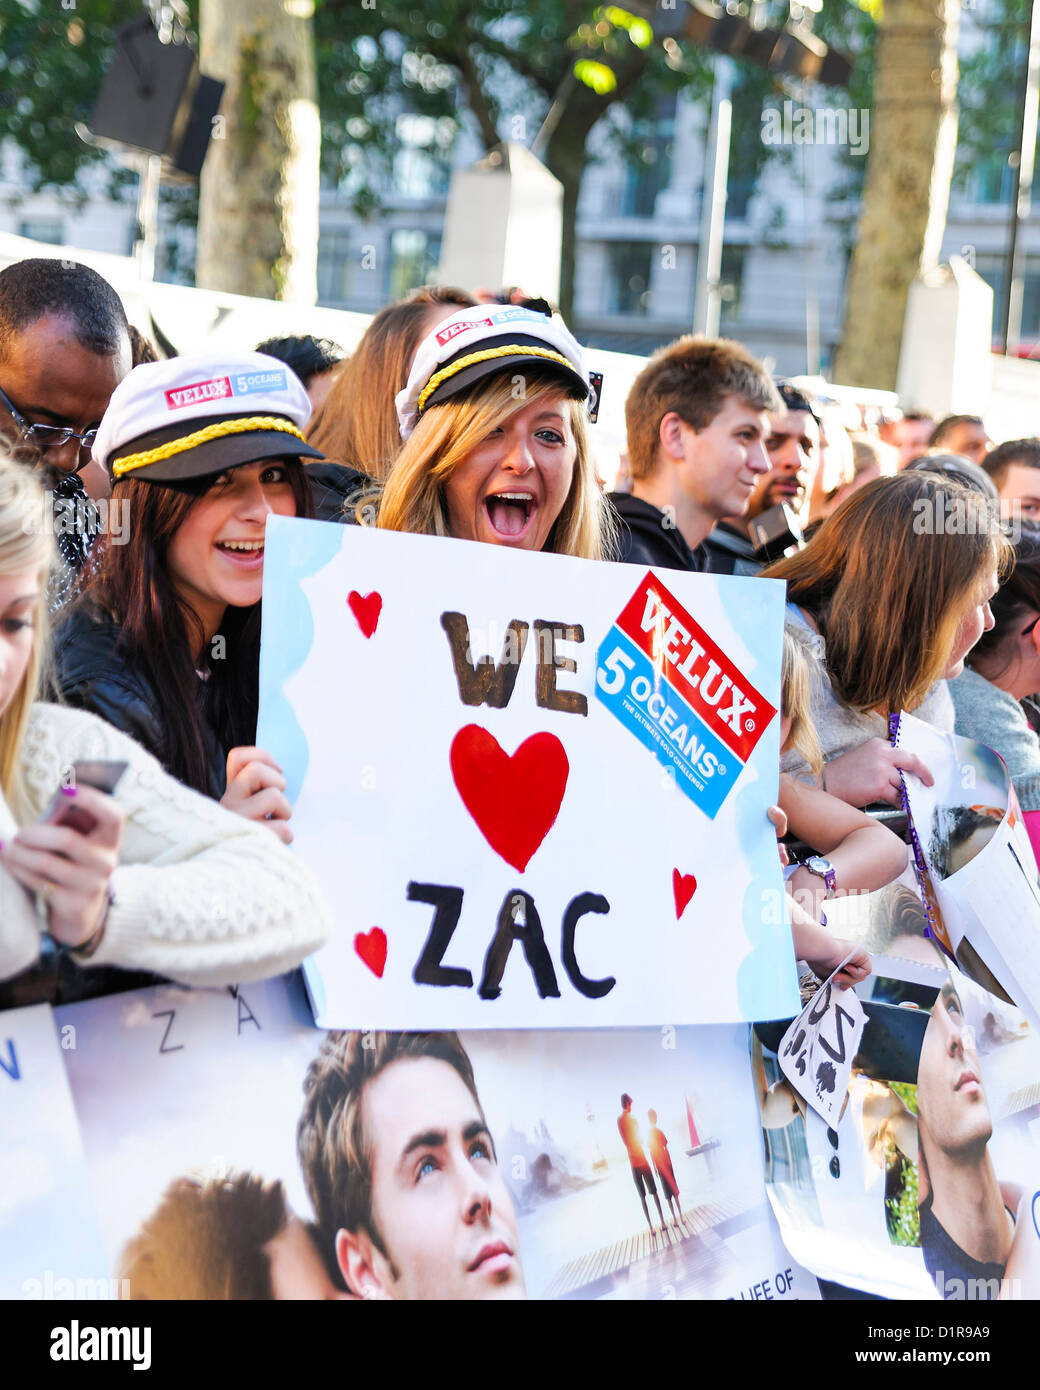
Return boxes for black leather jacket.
[50,603,229,800]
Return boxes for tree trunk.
[195,0,320,302]
[545,138,587,323]
[832,0,959,389]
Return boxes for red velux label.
[615,570,776,763]
[165,377,233,410]
[436,318,492,345]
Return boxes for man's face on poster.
[344,1056,525,1300]
[917,981,993,1160]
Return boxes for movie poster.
[258,519,797,1029]
[54,977,817,1301]
[759,883,1040,1300]
[895,710,1040,1031]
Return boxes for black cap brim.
[107,414,325,484]
[421,337,589,417]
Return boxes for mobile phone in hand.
[38,760,129,836]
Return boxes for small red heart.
[348,590,382,638]
[672,869,697,919]
[450,725,569,873]
[355,927,387,977]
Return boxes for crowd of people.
[0,252,1035,1299]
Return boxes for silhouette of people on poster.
[617,1094,665,1236]
[648,1109,682,1225]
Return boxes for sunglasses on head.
[0,384,98,474]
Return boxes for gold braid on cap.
[416,344,576,416]
[110,416,306,479]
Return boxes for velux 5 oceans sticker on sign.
[596,571,776,818]
[258,522,796,1029]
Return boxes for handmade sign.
[894,711,1040,1032]
[778,962,866,1126]
[51,978,818,1302]
[258,518,796,1029]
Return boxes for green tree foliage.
[314,0,718,313]
[954,0,1031,198]
[887,1155,920,1246]
[885,1081,920,1247]
[0,0,145,194]
[6,0,1015,313]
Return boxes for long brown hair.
[764,472,1012,713]
[306,286,475,483]
[76,462,311,794]
[374,372,611,561]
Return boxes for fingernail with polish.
[61,786,78,797]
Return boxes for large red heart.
[355,927,387,977]
[450,725,569,873]
[672,868,698,920]
[348,590,382,638]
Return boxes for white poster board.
[258,519,798,1029]
[0,1003,108,1299]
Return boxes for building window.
[973,255,1040,340]
[392,113,451,199]
[18,219,63,245]
[618,98,676,219]
[389,228,441,301]
[317,228,357,305]
[719,245,747,322]
[605,241,653,315]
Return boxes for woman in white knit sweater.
[0,454,331,988]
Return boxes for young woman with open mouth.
[373,302,609,560]
[51,351,322,839]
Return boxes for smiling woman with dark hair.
[51,351,319,833]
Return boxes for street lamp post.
[693,56,734,336]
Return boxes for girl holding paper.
[0,450,330,991]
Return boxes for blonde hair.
[0,452,54,820]
[373,373,612,561]
[781,627,823,776]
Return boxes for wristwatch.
[801,855,837,897]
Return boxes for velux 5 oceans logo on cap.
[595,571,775,817]
[165,368,288,410]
